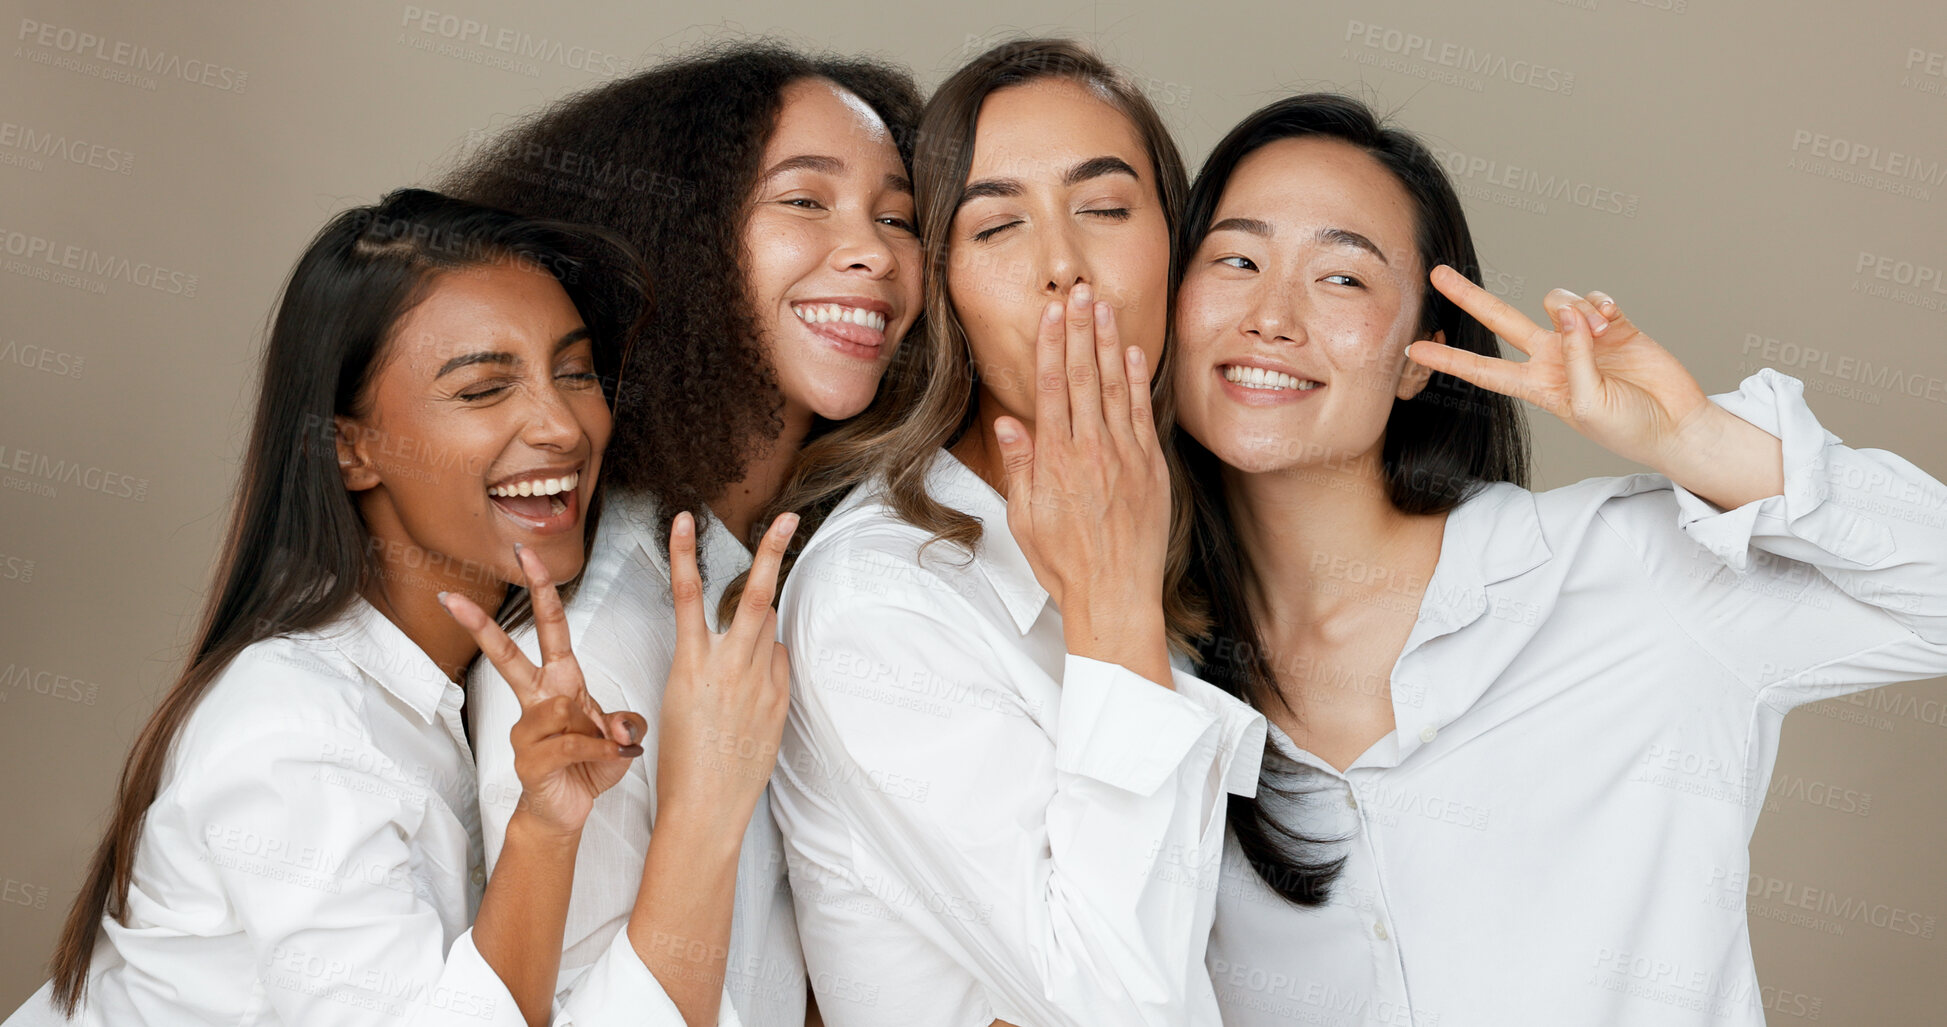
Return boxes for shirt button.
[1345,789,1359,810]
[1374,922,1390,942]
[470,864,486,886]
[1419,725,1438,743]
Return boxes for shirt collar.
[921,449,1050,635]
[312,595,460,726]
[611,490,753,585]
[1425,481,1552,610]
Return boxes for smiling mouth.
[1220,365,1324,392]
[792,301,890,356]
[486,469,580,531]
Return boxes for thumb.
[993,416,1035,502]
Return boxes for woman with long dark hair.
[444,44,925,1026]
[765,39,1263,1026]
[9,188,662,1026]
[1170,94,1947,1025]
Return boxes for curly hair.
[442,42,922,567]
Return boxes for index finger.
[439,589,540,704]
[724,511,798,653]
[1032,298,1069,437]
[668,511,708,652]
[1429,264,1545,356]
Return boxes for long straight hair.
[1173,94,1531,907]
[48,188,642,1010]
[723,38,1204,648]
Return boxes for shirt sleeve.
[183,725,527,1027]
[778,564,1265,1027]
[470,637,735,1027]
[1607,367,1947,708]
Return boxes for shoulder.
[786,479,984,618]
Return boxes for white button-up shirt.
[771,448,1268,1027]
[5,598,524,1027]
[1208,369,1947,1027]
[469,492,804,1027]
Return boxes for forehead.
[1216,136,1418,258]
[967,76,1147,178]
[387,263,580,362]
[765,76,892,156]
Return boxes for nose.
[519,377,586,453]
[828,211,898,280]
[1243,277,1303,345]
[1037,221,1089,297]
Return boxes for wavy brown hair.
[444,42,923,576]
[723,38,1205,647]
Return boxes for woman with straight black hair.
[1170,94,1947,1025]
[7,188,671,1027]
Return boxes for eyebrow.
[435,326,592,379]
[1205,218,1390,265]
[760,152,913,197]
[956,154,1142,210]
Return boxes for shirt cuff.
[1673,367,1895,570]
[1055,653,1246,797]
[1169,668,1269,799]
[442,927,531,1027]
[557,925,743,1027]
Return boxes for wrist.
[507,806,584,853]
[650,793,753,857]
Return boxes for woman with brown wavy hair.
[443,43,925,1027]
[761,39,1264,1027]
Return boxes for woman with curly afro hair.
[444,42,924,1027]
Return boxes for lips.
[486,468,583,535]
[792,297,894,358]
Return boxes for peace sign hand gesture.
[1409,265,1783,510]
[441,543,646,839]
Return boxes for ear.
[1397,328,1440,401]
[334,415,382,492]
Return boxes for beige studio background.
[3,0,1944,1020]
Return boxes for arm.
[1610,368,1947,702]
[1413,270,1947,701]
[780,564,1263,1027]
[192,722,531,1027]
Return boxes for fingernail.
[995,420,1021,444]
[619,744,643,758]
[1589,315,1609,334]
[436,590,449,606]
[1095,301,1111,321]
[1126,346,1143,368]
[512,541,524,553]
[778,512,800,534]
[622,722,636,745]
[1073,283,1091,305]
[1043,301,1062,323]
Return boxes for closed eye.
[1083,207,1131,221]
[781,197,826,210]
[972,220,1019,242]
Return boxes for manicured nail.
[1043,301,1062,323]
[777,513,800,535]
[436,590,450,606]
[1073,282,1092,305]
[995,420,1021,444]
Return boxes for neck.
[1222,444,1445,629]
[947,390,1015,498]
[710,399,814,546]
[356,501,507,683]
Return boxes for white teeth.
[548,495,566,515]
[1222,366,1322,392]
[488,470,579,498]
[794,303,887,332]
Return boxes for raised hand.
[441,543,646,838]
[653,510,796,835]
[991,282,1174,688]
[1410,265,1783,509]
